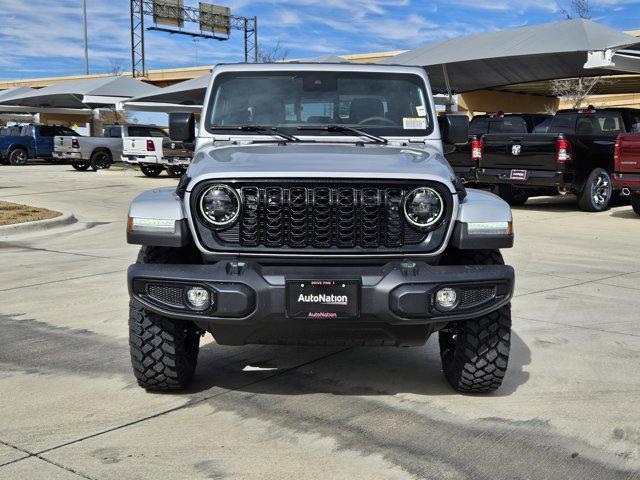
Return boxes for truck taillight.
[71,138,80,149]
[146,139,155,152]
[614,135,621,171]
[471,138,483,161]
[556,137,571,163]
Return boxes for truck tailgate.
[481,134,559,170]
[123,137,162,157]
[616,134,640,173]
[54,135,79,153]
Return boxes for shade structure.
[125,75,210,109]
[290,54,350,63]
[0,86,91,114]
[0,86,35,102]
[381,19,640,94]
[0,76,160,109]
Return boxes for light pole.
[83,0,89,75]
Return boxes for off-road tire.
[8,148,28,166]
[438,249,511,393]
[496,184,528,206]
[90,150,112,171]
[71,162,90,171]
[129,245,201,390]
[140,164,164,177]
[129,305,200,390]
[578,168,612,212]
[166,166,187,178]
[631,194,640,216]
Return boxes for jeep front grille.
[213,184,438,250]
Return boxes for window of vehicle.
[549,111,624,135]
[533,117,551,133]
[207,71,433,137]
[491,116,527,134]
[39,126,78,137]
[627,112,640,133]
[469,117,489,135]
[127,126,168,137]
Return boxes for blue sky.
[0,0,639,80]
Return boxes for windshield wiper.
[297,125,388,144]
[210,125,300,142]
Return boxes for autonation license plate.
[509,169,528,181]
[287,280,360,319]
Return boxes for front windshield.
[206,71,433,137]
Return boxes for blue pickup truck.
[0,124,79,165]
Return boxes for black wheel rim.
[14,151,27,164]
[94,153,110,169]
[591,173,611,207]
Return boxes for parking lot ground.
[1,164,639,480]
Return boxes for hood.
[186,142,455,192]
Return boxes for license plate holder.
[286,279,360,319]
[509,169,528,181]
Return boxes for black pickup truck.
[446,113,551,183]
[476,107,640,211]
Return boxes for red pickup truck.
[613,133,640,215]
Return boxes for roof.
[381,19,640,93]
[0,76,160,109]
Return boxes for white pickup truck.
[122,126,193,178]
[54,124,166,172]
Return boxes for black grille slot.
[223,183,438,251]
[240,187,260,246]
[384,189,404,248]
[288,187,308,247]
[147,284,183,307]
[337,188,356,247]
[312,187,333,247]
[264,187,284,247]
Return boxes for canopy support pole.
[442,64,454,112]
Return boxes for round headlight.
[199,184,241,228]
[403,187,444,229]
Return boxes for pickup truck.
[0,124,78,165]
[446,113,551,183]
[121,125,169,177]
[54,124,162,172]
[121,125,193,178]
[475,107,640,211]
[612,133,640,215]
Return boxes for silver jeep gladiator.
[126,63,515,394]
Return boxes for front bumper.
[612,172,640,191]
[53,151,82,160]
[477,168,573,188]
[128,260,514,345]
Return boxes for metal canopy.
[381,19,640,94]
[0,76,161,109]
[290,54,350,63]
[124,74,210,109]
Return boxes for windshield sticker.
[416,106,426,117]
[403,117,427,130]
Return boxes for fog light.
[435,287,459,312]
[185,287,210,311]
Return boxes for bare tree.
[108,59,123,76]
[258,40,289,63]
[560,0,592,19]
[550,77,614,109]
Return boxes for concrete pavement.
[0,165,639,479]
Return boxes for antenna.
[130,0,258,78]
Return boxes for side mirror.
[169,112,195,143]
[439,114,469,145]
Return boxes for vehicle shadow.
[184,330,531,398]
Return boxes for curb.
[0,211,77,237]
